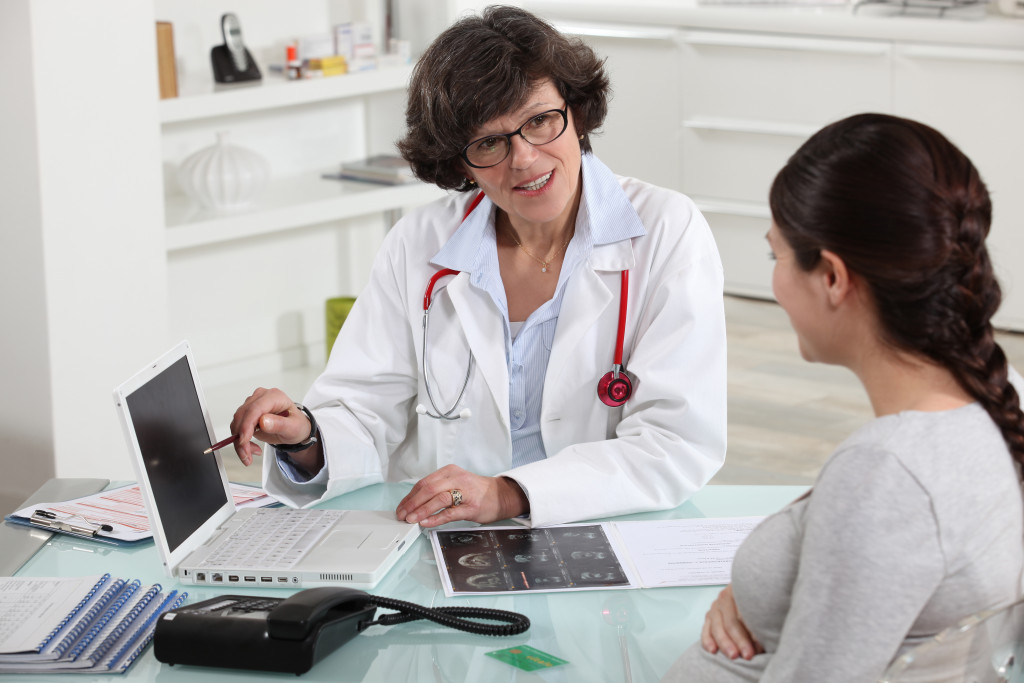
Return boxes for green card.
[486,644,569,672]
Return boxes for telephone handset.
[210,13,262,84]
[153,587,530,674]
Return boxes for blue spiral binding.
[58,579,140,660]
[85,583,161,664]
[35,573,112,653]
[110,589,188,672]
[48,577,126,658]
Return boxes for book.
[322,154,419,185]
[155,22,178,100]
[430,516,765,596]
[0,574,187,674]
[5,482,277,546]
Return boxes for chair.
[880,598,1024,683]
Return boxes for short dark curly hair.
[396,5,610,192]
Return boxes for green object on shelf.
[325,296,356,360]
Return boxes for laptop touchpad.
[325,530,371,549]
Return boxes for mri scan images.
[435,525,630,593]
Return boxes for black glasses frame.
[459,105,569,169]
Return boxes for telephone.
[210,13,262,84]
[153,587,530,674]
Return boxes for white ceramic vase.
[177,132,270,210]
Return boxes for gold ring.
[451,489,463,507]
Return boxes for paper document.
[430,516,764,596]
[7,482,276,544]
[614,516,765,587]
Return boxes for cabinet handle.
[553,22,680,42]
[695,199,772,219]
[684,29,889,57]
[900,44,1024,64]
[684,117,817,138]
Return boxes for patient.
[664,113,1024,682]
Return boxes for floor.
[218,295,1024,488]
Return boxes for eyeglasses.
[460,105,569,169]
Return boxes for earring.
[466,178,476,186]
[579,134,584,140]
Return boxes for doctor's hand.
[396,465,530,528]
[701,585,764,661]
[229,387,323,474]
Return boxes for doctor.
[230,5,727,528]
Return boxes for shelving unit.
[156,32,446,431]
[165,172,442,252]
[160,65,416,123]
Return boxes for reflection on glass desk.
[13,483,806,683]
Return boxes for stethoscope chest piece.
[597,366,632,407]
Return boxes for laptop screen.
[124,355,228,553]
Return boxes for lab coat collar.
[429,153,645,274]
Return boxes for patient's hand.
[701,585,764,660]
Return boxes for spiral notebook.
[0,574,187,673]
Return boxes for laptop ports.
[228,575,239,582]
[243,576,256,583]
[196,572,206,582]
[212,573,223,583]
[260,577,273,583]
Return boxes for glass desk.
[11,483,806,683]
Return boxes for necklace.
[504,227,572,273]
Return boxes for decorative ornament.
[177,131,270,211]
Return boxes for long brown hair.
[770,113,1024,463]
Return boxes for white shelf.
[164,172,447,252]
[159,65,415,124]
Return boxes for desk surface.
[11,483,806,683]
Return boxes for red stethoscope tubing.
[423,193,486,313]
[613,271,628,368]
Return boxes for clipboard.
[5,481,277,547]
[4,510,137,547]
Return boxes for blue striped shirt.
[432,153,646,468]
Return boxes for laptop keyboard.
[201,508,343,570]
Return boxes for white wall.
[0,0,169,497]
[0,1,55,507]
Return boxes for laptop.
[113,340,420,589]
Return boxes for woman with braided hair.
[664,113,1024,682]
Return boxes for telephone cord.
[360,596,530,637]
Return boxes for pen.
[203,434,238,455]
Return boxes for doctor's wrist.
[498,476,530,519]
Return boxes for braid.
[921,163,1024,465]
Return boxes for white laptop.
[112,341,420,589]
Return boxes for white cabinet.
[554,22,684,192]
[680,30,890,298]
[892,43,1024,330]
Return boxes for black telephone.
[210,13,261,84]
[153,587,530,675]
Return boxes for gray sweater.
[664,402,1023,682]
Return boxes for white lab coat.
[264,171,727,527]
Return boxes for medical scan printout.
[431,524,641,596]
[430,516,764,596]
[613,516,765,588]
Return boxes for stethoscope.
[416,193,633,421]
